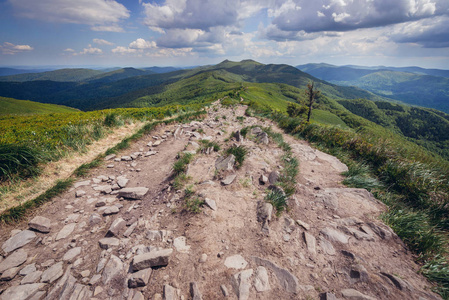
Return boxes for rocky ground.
[0,102,441,300]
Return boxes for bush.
[104,113,119,127]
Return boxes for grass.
[225,145,248,169]
[265,189,288,217]
[198,139,220,152]
[182,185,203,213]
[173,152,194,175]
[0,144,41,182]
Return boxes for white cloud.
[9,0,129,32]
[112,46,138,54]
[78,45,103,55]
[93,39,114,46]
[0,42,33,54]
[129,38,156,49]
[63,48,75,52]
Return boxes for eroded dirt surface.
[0,102,441,300]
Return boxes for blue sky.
[1,0,449,68]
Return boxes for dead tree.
[306,82,320,122]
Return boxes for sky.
[0,0,449,69]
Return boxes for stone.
[254,266,270,292]
[319,237,336,256]
[102,255,123,285]
[303,232,317,254]
[234,130,243,142]
[103,206,120,215]
[41,261,64,283]
[45,267,76,299]
[63,247,82,262]
[173,236,191,253]
[29,291,46,300]
[55,223,76,241]
[163,284,177,300]
[124,222,138,238]
[221,174,237,185]
[257,132,269,145]
[132,248,173,271]
[75,190,86,197]
[0,283,46,300]
[107,218,126,237]
[0,266,20,281]
[252,256,299,293]
[94,185,112,194]
[0,249,27,273]
[132,291,145,300]
[295,219,310,230]
[20,263,36,275]
[320,227,350,244]
[98,175,109,181]
[2,230,36,253]
[368,222,393,240]
[380,272,413,292]
[221,284,229,297]
[80,270,90,277]
[128,268,152,288]
[268,171,280,185]
[117,176,129,188]
[69,283,92,299]
[341,289,376,300]
[199,254,207,263]
[323,292,338,300]
[349,264,369,283]
[204,198,217,211]
[89,213,102,225]
[257,201,273,223]
[321,194,339,210]
[99,237,120,249]
[259,174,268,185]
[215,155,236,171]
[224,255,248,269]
[105,154,116,161]
[90,274,101,285]
[41,259,55,268]
[190,282,203,300]
[29,216,51,233]
[121,156,132,161]
[251,127,263,135]
[74,180,91,188]
[118,187,149,200]
[153,140,162,146]
[21,270,43,284]
[231,269,253,300]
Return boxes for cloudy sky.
[1,0,448,68]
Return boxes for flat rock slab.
[0,266,20,281]
[128,268,152,288]
[29,216,51,233]
[56,223,76,241]
[320,227,350,244]
[215,155,235,171]
[21,270,42,284]
[0,283,46,300]
[173,236,191,253]
[118,187,149,200]
[102,255,124,285]
[62,247,82,261]
[231,269,253,300]
[204,198,217,211]
[132,248,173,271]
[254,266,271,292]
[252,256,299,293]
[224,254,248,269]
[221,174,237,185]
[99,237,120,249]
[0,249,27,273]
[2,230,36,253]
[303,232,317,254]
[107,218,126,237]
[341,289,376,300]
[41,261,63,283]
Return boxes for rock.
[132,291,145,300]
[69,284,92,299]
[231,269,253,300]
[295,219,310,231]
[118,187,149,200]
[199,254,207,263]
[41,261,64,283]
[0,249,27,273]
[234,130,243,142]
[45,267,76,299]
[102,255,123,285]
[349,264,369,283]
[257,132,269,145]
[341,289,376,300]
[104,154,116,161]
[319,237,336,256]
[121,156,132,161]
[29,216,51,233]
[124,222,138,238]
[320,227,350,244]
[224,255,248,269]
[322,292,338,300]
[132,248,173,271]
[117,176,129,188]
[90,274,101,285]
[20,263,36,275]
[107,218,126,237]
[75,190,86,197]
[215,155,236,171]
[62,247,82,262]
[163,284,177,300]
[128,268,152,288]
[204,198,217,211]
[368,222,393,240]
[256,201,273,223]
[252,256,299,293]
[268,171,280,185]
[251,127,263,135]
[21,270,43,284]
[190,282,203,300]
[173,236,191,253]
[29,291,46,300]
[380,272,413,292]
[0,266,20,281]
[144,151,158,157]
[0,283,46,300]
[254,266,270,292]
[99,237,120,249]
[94,185,112,194]
[103,206,120,215]
[2,230,36,253]
[89,213,102,226]
[146,230,171,242]
[98,175,109,182]
[340,226,375,241]
[153,140,162,146]
[321,194,339,210]
[303,232,317,254]
[259,174,268,185]
[221,174,237,185]
[55,223,76,241]
[221,284,229,297]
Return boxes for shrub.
[225,145,247,168]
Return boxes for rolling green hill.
[0,96,79,115]
[0,68,104,82]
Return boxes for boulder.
[28,216,51,233]
[215,155,236,171]
[132,248,173,271]
[128,268,152,288]
[118,187,149,200]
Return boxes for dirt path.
[0,103,440,300]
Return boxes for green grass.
[173,152,194,175]
[265,189,288,217]
[0,96,79,115]
[198,139,220,152]
[0,144,41,182]
[225,145,248,168]
[311,109,348,128]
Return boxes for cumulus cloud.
[129,38,156,49]
[9,0,129,32]
[93,39,114,46]
[112,46,138,54]
[0,42,33,54]
[78,45,103,55]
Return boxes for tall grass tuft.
[265,189,287,216]
[0,144,41,182]
[173,152,194,175]
[225,145,248,168]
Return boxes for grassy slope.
[0,68,104,82]
[0,96,79,115]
